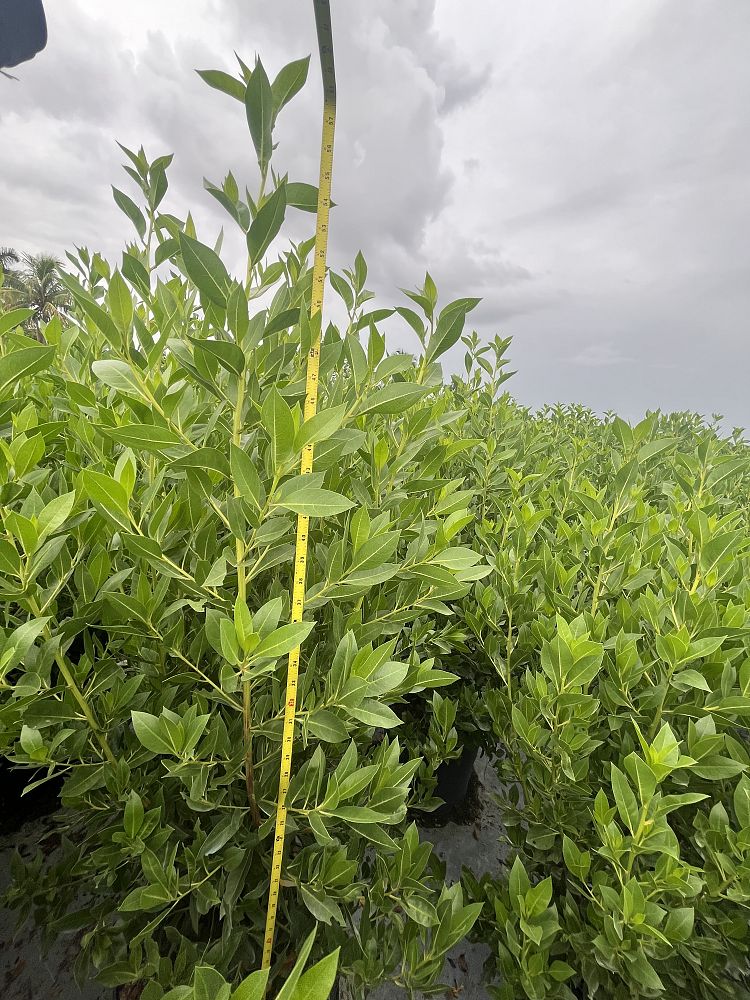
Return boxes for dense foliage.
[2,35,750,1000]
[0,52,481,998]
[448,340,750,998]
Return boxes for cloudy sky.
[3,1,749,429]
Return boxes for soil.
[413,767,483,829]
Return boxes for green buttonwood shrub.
[147,926,339,1000]
[450,341,750,998]
[0,50,483,995]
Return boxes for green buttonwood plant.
[0,50,483,996]
[147,927,339,1000]
[446,350,750,999]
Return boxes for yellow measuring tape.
[262,0,337,971]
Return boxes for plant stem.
[649,664,675,741]
[591,505,619,615]
[505,605,514,702]
[26,596,115,764]
[234,375,260,828]
[54,651,116,765]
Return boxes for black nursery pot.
[0,757,62,835]
[432,745,478,822]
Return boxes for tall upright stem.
[234,376,260,827]
[55,651,116,765]
[28,597,115,765]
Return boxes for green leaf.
[190,336,245,377]
[218,615,240,663]
[178,232,231,307]
[401,896,439,927]
[629,953,663,992]
[194,966,230,1000]
[307,710,349,743]
[734,775,750,829]
[122,533,172,572]
[171,447,231,478]
[250,621,314,661]
[19,724,45,760]
[200,810,244,857]
[252,598,283,637]
[692,756,746,780]
[665,906,694,943]
[275,487,355,518]
[549,962,575,983]
[271,56,310,120]
[82,470,131,530]
[5,512,38,556]
[13,434,45,477]
[637,438,678,463]
[155,238,180,266]
[611,764,640,833]
[293,949,340,1000]
[112,186,147,240]
[264,308,300,338]
[234,596,254,652]
[425,299,479,364]
[119,884,173,912]
[562,834,590,880]
[245,59,274,173]
[0,344,55,397]
[196,68,246,102]
[2,618,50,673]
[295,404,346,451]
[122,252,151,296]
[247,184,287,266]
[299,884,343,925]
[205,610,231,659]
[227,283,250,342]
[508,856,530,912]
[230,445,263,508]
[439,902,484,953]
[286,182,320,213]
[0,538,22,577]
[103,424,184,454]
[107,270,134,332]
[672,668,711,692]
[358,383,432,415]
[59,272,124,350]
[0,307,35,336]
[124,790,145,838]
[275,930,317,1000]
[131,711,174,755]
[233,969,270,1000]
[350,507,370,553]
[261,387,294,469]
[204,555,228,588]
[346,700,400,729]
[91,360,149,401]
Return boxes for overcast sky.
[3,1,749,429]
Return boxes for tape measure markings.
[261,0,337,971]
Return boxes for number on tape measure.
[262,0,337,969]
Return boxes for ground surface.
[0,755,506,1000]
[0,810,103,1000]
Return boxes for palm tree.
[0,246,19,274]
[0,247,20,303]
[2,252,71,340]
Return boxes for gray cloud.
[1,0,748,428]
